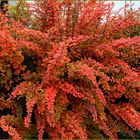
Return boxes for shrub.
[0,0,140,139]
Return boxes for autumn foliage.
[0,0,140,139]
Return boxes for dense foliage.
[0,0,140,139]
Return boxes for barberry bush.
[0,0,140,139]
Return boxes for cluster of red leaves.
[0,0,140,139]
